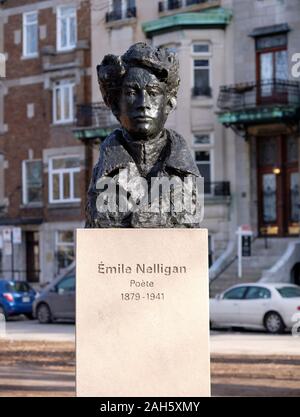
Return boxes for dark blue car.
[0,280,37,319]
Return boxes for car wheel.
[37,304,52,324]
[264,312,285,334]
[0,305,6,320]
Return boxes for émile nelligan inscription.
[98,262,187,276]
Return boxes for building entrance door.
[257,136,299,236]
[25,231,40,283]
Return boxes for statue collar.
[99,128,200,177]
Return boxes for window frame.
[48,155,81,204]
[55,231,75,273]
[191,42,212,97]
[244,286,271,300]
[22,11,38,58]
[52,80,75,125]
[56,5,77,52]
[22,159,43,205]
[193,132,214,189]
[223,286,248,300]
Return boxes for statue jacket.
[86,128,203,228]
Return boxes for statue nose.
[137,90,151,110]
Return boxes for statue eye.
[148,89,160,97]
[125,89,136,97]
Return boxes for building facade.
[218,0,300,238]
[1,0,299,286]
[0,0,91,285]
[76,0,236,267]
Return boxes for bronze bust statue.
[86,43,203,228]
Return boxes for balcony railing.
[192,85,212,98]
[204,181,230,197]
[105,6,136,23]
[158,0,217,13]
[218,79,300,111]
[76,103,119,130]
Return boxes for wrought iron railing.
[105,6,136,23]
[218,79,300,111]
[204,181,230,196]
[158,0,217,12]
[76,103,119,129]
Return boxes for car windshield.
[6,282,32,293]
[276,287,300,298]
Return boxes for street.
[0,319,300,396]
[2,318,300,356]
[1,317,75,342]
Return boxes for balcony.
[105,6,136,23]
[158,0,220,14]
[73,103,119,141]
[143,7,232,38]
[217,79,300,127]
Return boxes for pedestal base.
[76,228,210,397]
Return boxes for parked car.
[210,283,300,334]
[33,270,75,323]
[0,280,37,319]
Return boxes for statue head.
[97,43,180,140]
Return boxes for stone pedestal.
[76,229,210,397]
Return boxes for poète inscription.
[97,262,188,302]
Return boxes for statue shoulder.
[100,128,123,152]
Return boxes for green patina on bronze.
[142,8,233,36]
[73,128,113,140]
[218,106,299,125]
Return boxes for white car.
[210,283,300,334]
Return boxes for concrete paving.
[2,318,300,356]
[1,318,75,342]
[210,330,300,356]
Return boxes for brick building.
[0,0,91,285]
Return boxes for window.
[193,133,213,194]
[106,0,136,22]
[49,156,80,203]
[56,231,75,271]
[22,160,43,205]
[23,11,38,57]
[193,134,210,145]
[256,34,288,100]
[57,5,77,51]
[53,80,75,124]
[223,286,248,300]
[193,44,209,54]
[245,286,271,300]
[56,275,75,293]
[276,286,300,298]
[192,43,211,97]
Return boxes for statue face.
[118,67,169,140]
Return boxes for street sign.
[3,229,11,242]
[242,235,251,257]
[4,242,12,256]
[236,226,253,278]
[12,227,22,244]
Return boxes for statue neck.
[121,129,168,175]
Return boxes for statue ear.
[166,96,177,114]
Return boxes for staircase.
[209,237,298,297]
